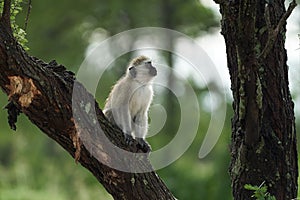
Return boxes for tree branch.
[259,0,297,59]
[213,0,226,5]
[0,17,176,200]
[24,0,32,31]
[0,0,12,34]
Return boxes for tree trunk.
[214,0,298,199]
[0,1,175,199]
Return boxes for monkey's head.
[127,56,157,83]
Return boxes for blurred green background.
[0,0,299,199]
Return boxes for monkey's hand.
[136,138,151,153]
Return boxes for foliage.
[16,0,218,69]
[244,182,276,200]
[0,0,29,50]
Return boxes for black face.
[145,61,157,76]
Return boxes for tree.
[0,0,176,199]
[2,0,298,199]
[213,0,298,199]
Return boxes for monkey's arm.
[133,113,148,139]
[115,105,132,136]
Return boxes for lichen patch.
[6,76,41,107]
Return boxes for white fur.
[103,56,156,139]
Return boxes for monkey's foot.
[124,134,134,146]
[136,138,151,153]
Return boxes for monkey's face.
[145,61,157,77]
[129,61,157,83]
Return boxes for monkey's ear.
[129,66,137,78]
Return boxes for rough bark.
[0,1,175,199]
[215,0,298,199]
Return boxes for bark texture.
[215,0,298,199]
[0,1,175,199]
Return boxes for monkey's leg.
[136,138,151,153]
[112,107,135,145]
[133,114,151,153]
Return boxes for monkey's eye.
[145,61,151,64]
[129,66,134,70]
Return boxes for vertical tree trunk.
[215,0,298,199]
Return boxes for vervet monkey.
[103,56,157,150]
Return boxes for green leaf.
[244,184,260,191]
[244,183,276,200]
[4,0,30,50]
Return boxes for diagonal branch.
[259,0,297,59]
